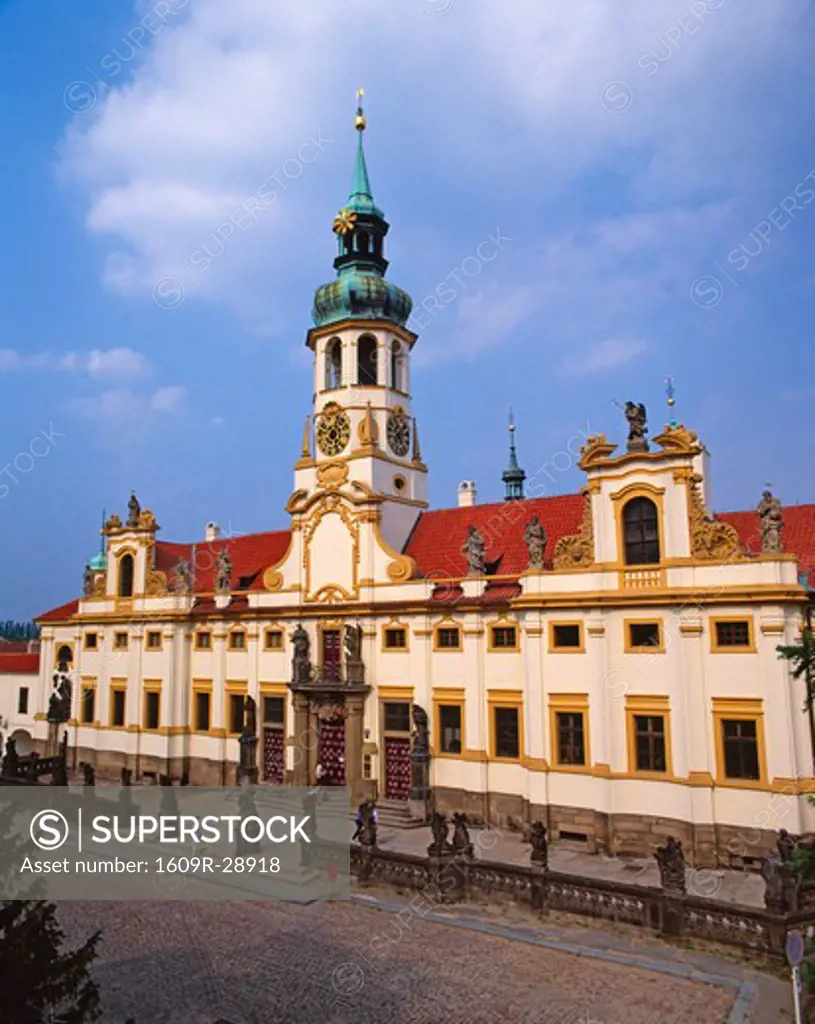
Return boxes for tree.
[0,901,101,1023]
[778,627,815,763]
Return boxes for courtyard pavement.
[370,821,767,909]
[58,897,757,1024]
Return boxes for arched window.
[391,341,403,391]
[118,553,135,598]
[623,498,660,565]
[357,336,378,386]
[324,339,342,390]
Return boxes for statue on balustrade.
[452,813,474,860]
[462,525,486,576]
[428,812,451,855]
[654,836,687,896]
[524,516,547,570]
[757,489,784,554]
[529,822,549,869]
[624,401,649,453]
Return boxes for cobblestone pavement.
[58,899,738,1024]
[373,823,766,908]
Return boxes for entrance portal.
[263,728,284,783]
[384,737,411,800]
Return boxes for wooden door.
[322,629,341,682]
[319,722,346,785]
[384,737,411,800]
[263,728,284,784]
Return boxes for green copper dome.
[87,551,107,571]
[312,94,412,329]
[313,271,412,328]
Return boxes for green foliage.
[0,901,101,1023]
[0,620,40,641]
[777,628,815,711]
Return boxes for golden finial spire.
[301,415,312,459]
[355,87,366,131]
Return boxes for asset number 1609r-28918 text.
[155,856,281,874]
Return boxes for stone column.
[346,695,366,803]
[291,692,310,787]
[307,705,319,785]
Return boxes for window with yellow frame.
[624,618,664,653]
[79,677,97,725]
[488,619,520,652]
[109,680,126,728]
[433,622,462,651]
[226,682,248,735]
[194,630,212,651]
[432,688,465,757]
[625,695,672,777]
[488,691,523,761]
[712,698,767,787]
[549,693,590,770]
[142,683,161,731]
[228,629,247,651]
[548,621,584,653]
[710,617,755,653]
[382,621,409,651]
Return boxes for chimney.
[205,522,221,542]
[458,481,477,508]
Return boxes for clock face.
[316,409,351,457]
[387,413,411,457]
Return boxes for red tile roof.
[0,641,33,653]
[155,531,290,593]
[0,651,39,674]
[33,498,815,623]
[719,504,815,586]
[403,494,586,579]
[37,599,80,623]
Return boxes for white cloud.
[558,337,647,376]
[0,347,151,379]
[57,0,812,343]
[69,385,187,424]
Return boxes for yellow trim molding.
[625,694,673,779]
[549,693,590,772]
[710,615,756,653]
[548,620,585,653]
[712,696,768,789]
[624,617,665,653]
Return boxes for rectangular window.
[194,691,211,733]
[84,633,98,651]
[556,712,586,766]
[722,719,760,780]
[195,632,212,650]
[436,626,461,650]
[263,696,284,725]
[439,705,462,754]
[80,686,96,725]
[551,623,582,650]
[634,715,667,772]
[384,702,411,733]
[491,626,518,650]
[144,690,160,731]
[714,620,752,649]
[264,629,283,650]
[146,631,162,650]
[17,687,29,715]
[229,631,246,651]
[384,627,407,650]
[228,693,245,734]
[114,632,129,650]
[110,688,126,728]
[627,621,661,651]
[493,706,520,759]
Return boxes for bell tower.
[296,92,428,552]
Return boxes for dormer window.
[118,554,135,598]
[623,497,660,565]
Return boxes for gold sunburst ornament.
[333,208,357,235]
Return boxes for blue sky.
[2,0,814,619]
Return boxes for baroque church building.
[28,102,815,865]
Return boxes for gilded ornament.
[138,509,159,531]
[653,423,701,455]
[553,490,595,569]
[317,461,350,491]
[104,514,123,534]
[144,568,169,597]
[686,474,746,561]
[263,568,284,592]
[333,208,358,235]
[577,434,617,469]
